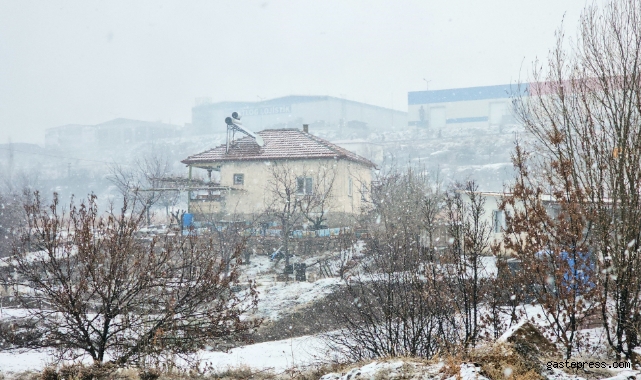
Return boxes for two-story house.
[181,126,375,224]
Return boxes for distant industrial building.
[407,84,526,131]
[189,95,407,135]
[45,118,180,149]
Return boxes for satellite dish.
[225,112,264,147]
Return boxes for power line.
[0,146,130,166]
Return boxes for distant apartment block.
[45,118,180,149]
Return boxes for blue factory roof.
[408,84,529,105]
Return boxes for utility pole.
[423,78,431,91]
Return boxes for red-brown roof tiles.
[182,128,375,168]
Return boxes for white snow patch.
[453,363,490,380]
[200,334,330,372]
[497,319,528,342]
[0,349,60,374]
[253,276,341,321]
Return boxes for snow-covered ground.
[0,335,331,376]
[238,253,344,320]
[2,253,640,380]
[253,277,341,320]
[200,334,331,372]
[0,349,57,374]
[0,253,342,376]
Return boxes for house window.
[492,210,506,233]
[297,177,313,195]
[233,173,244,185]
[348,177,353,197]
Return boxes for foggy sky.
[0,0,590,144]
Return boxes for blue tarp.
[182,213,194,228]
[536,250,595,292]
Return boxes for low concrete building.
[181,127,375,222]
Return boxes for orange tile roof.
[182,128,375,168]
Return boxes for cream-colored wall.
[458,192,505,249]
[458,191,526,254]
[189,158,372,220]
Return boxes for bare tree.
[3,192,259,365]
[501,143,599,359]
[265,162,304,271]
[511,0,641,359]
[298,165,337,230]
[443,180,493,350]
[266,161,338,270]
[108,152,179,225]
[197,205,265,273]
[0,190,25,258]
[367,166,442,262]
[323,167,458,360]
[138,154,181,219]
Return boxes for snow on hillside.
[0,335,330,376]
[236,253,343,321]
[253,277,341,321]
[200,334,329,372]
[2,252,637,379]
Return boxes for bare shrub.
[0,189,27,258]
[322,167,458,360]
[442,180,493,349]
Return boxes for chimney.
[303,124,309,133]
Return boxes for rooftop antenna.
[225,112,264,153]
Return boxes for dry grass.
[9,348,618,380]
[323,356,439,380]
[439,354,462,379]
[468,343,544,380]
[437,342,549,380]
[6,371,40,380]
[9,356,440,380]
[200,365,275,380]
[35,363,143,380]
[191,361,356,380]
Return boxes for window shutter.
[305,177,313,195]
[297,178,305,194]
